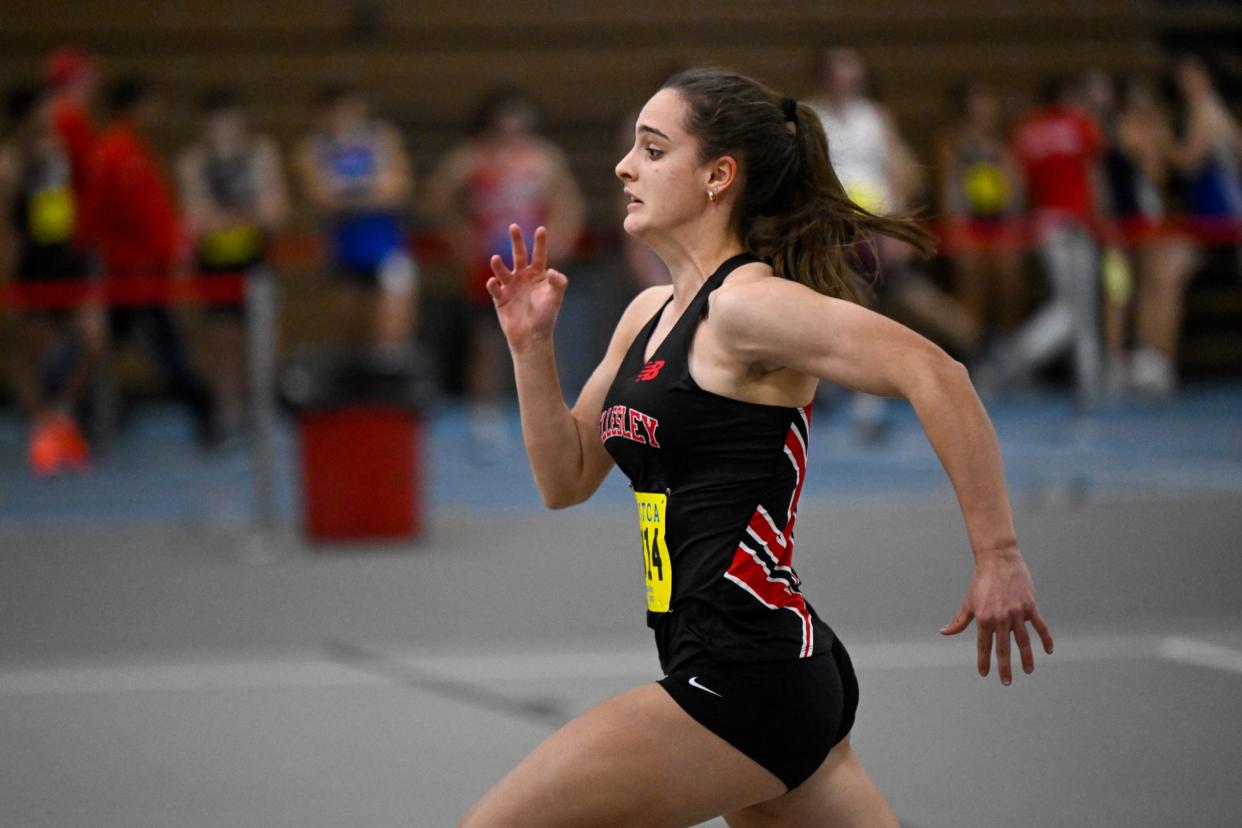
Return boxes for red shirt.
[84,119,181,274]
[1012,106,1101,219]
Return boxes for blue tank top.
[313,127,404,270]
[1188,145,1242,218]
[601,253,835,675]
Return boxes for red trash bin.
[299,405,422,540]
[282,347,432,543]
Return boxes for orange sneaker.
[28,418,63,476]
[27,412,91,476]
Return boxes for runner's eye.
[646,146,663,159]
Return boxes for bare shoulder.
[710,265,832,332]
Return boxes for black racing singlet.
[601,253,835,675]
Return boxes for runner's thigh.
[460,682,786,828]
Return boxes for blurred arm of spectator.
[253,136,290,229]
[1170,101,1239,173]
[363,121,411,211]
[1000,142,1026,216]
[294,135,344,215]
[541,141,584,263]
[422,145,477,267]
[881,108,925,213]
[176,146,231,239]
[936,130,968,246]
[1119,107,1172,189]
[1081,110,1115,241]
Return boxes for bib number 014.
[634,491,671,613]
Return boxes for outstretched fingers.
[489,254,512,282]
[995,619,1013,685]
[1031,606,1054,654]
[509,223,529,271]
[531,225,549,272]
[1014,620,1035,675]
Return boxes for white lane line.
[1157,636,1242,675]
[0,657,390,697]
[398,633,1159,682]
[0,632,1221,698]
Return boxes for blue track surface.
[1,384,1239,526]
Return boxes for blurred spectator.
[994,76,1104,407]
[1080,67,1138,396]
[295,85,416,348]
[43,46,98,224]
[1082,69,1201,399]
[936,81,1026,346]
[1171,56,1242,230]
[809,45,976,440]
[177,87,289,437]
[1111,74,1200,399]
[424,88,583,460]
[0,83,102,473]
[1169,55,1242,359]
[85,76,216,445]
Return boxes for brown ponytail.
[662,67,938,303]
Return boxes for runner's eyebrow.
[637,125,671,141]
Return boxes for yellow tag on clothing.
[635,491,671,613]
[201,225,262,267]
[29,185,75,245]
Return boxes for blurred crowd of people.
[809,47,1240,440]
[2,43,1239,472]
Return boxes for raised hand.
[939,551,1054,685]
[486,224,569,352]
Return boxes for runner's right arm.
[489,223,670,508]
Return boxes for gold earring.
[708,189,717,203]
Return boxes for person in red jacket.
[86,77,215,445]
[989,77,1105,407]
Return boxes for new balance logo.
[636,360,665,381]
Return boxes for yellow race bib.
[201,225,263,267]
[963,162,1010,217]
[29,185,76,245]
[635,491,671,613]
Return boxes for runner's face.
[615,89,713,239]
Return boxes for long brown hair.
[662,67,937,302]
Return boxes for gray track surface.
[3,493,1241,827]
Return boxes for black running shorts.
[657,634,858,791]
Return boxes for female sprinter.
[460,68,1054,828]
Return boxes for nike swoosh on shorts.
[688,676,722,697]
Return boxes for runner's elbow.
[539,481,586,510]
